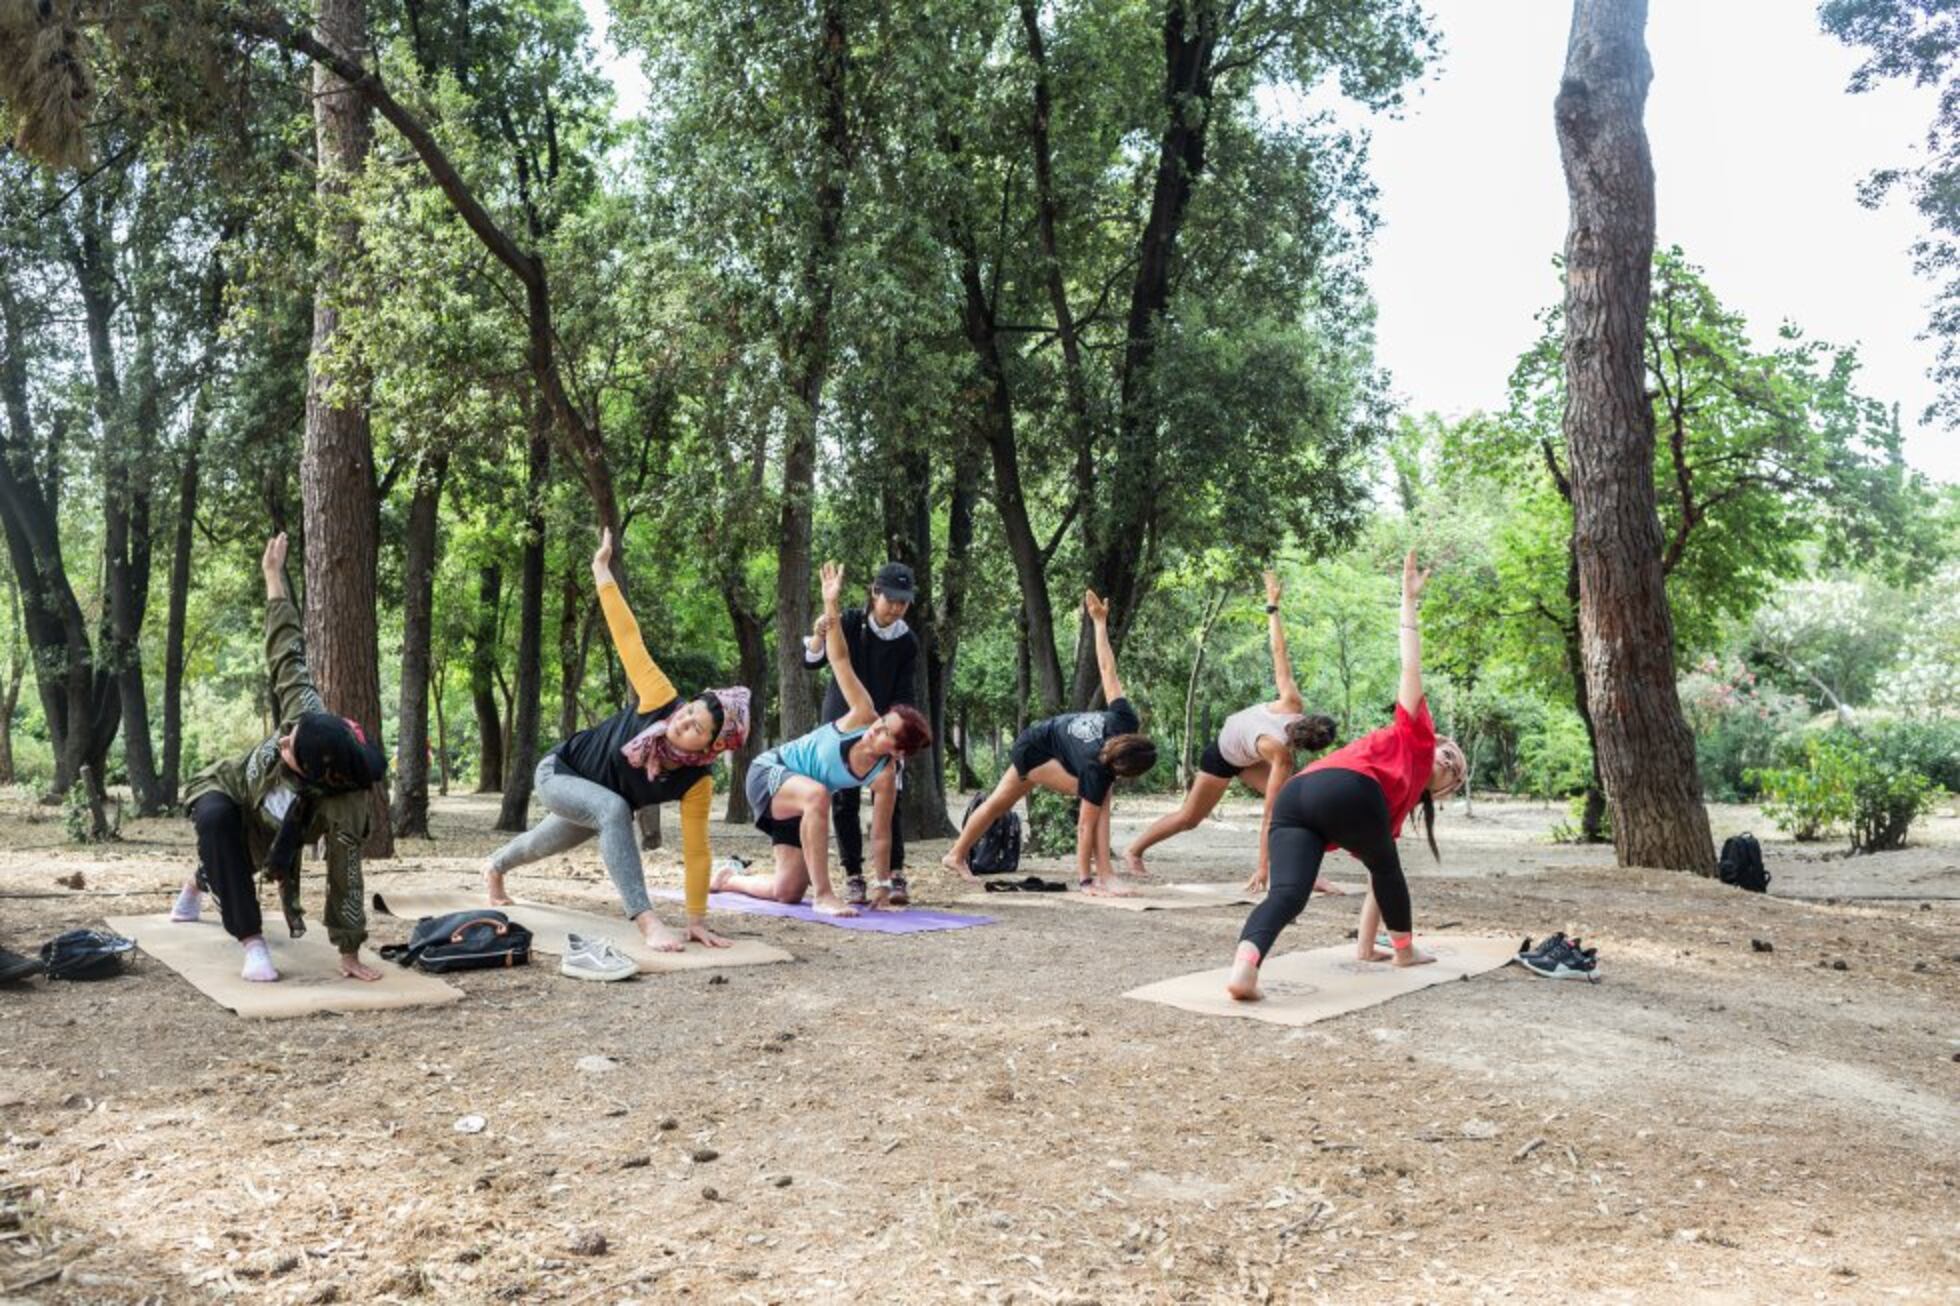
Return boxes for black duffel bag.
[378,910,532,973]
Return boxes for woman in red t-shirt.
[1227,551,1468,1002]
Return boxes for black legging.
[833,782,904,877]
[191,792,262,941]
[1239,767,1414,957]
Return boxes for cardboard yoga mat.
[652,888,994,934]
[1124,933,1517,1027]
[371,890,791,973]
[104,915,464,1020]
[954,879,1364,912]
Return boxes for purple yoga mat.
[654,889,994,933]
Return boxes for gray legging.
[487,753,651,919]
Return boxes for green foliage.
[1678,656,1814,801]
[1024,788,1077,860]
[1866,718,1960,795]
[1512,706,1594,802]
[1752,729,1940,851]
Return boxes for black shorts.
[1009,730,1054,778]
[754,807,804,847]
[1197,740,1240,781]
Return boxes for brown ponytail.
[1099,733,1158,778]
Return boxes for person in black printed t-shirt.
[942,590,1157,894]
[802,560,920,908]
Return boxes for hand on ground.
[685,921,731,949]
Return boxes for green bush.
[1025,787,1078,859]
[1868,718,1960,794]
[1512,706,1593,800]
[1751,730,1939,852]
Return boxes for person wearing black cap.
[170,534,389,984]
[803,559,920,906]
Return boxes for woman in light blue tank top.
[719,563,932,916]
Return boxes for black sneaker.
[888,873,910,907]
[0,946,45,984]
[1516,932,1567,963]
[844,875,869,909]
[1520,935,1598,982]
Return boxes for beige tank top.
[1217,704,1302,769]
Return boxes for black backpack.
[378,909,533,973]
[962,792,1023,875]
[40,929,135,981]
[1717,833,1770,893]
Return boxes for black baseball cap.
[873,561,916,603]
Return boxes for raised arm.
[822,563,878,727]
[1264,569,1302,710]
[261,534,326,722]
[1084,590,1123,703]
[1397,549,1430,714]
[591,529,676,714]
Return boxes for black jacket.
[804,607,918,724]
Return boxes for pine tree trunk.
[558,555,584,741]
[471,562,504,792]
[391,450,446,838]
[497,416,549,832]
[773,0,849,743]
[1555,0,1712,873]
[161,411,201,806]
[433,659,451,797]
[302,0,392,857]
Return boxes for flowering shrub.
[1679,656,1811,801]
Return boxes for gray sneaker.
[560,933,637,983]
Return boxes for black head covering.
[266,714,386,880]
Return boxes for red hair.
[888,704,933,756]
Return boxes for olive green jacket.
[184,597,371,952]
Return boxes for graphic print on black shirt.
[1030,697,1140,805]
[552,697,711,810]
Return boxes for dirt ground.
[1,786,1956,1305]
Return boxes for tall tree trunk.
[557,554,585,741]
[497,414,549,832]
[303,0,392,856]
[432,658,451,797]
[0,577,22,785]
[1555,0,1712,873]
[391,450,446,838]
[884,447,954,838]
[1068,0,1220,707]
[773,0,849,742]
[937,438,981,800]
[957,242,1065,714]
[161,395,203,806]
[0,263,116,814]
[471,562,504,792]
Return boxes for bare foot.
[941,852,979,883]
[1225,943,1263,1002]
[1392,946,1437,968]
[484,862,514,907]
[637,915,686,953]
[813,894,860,918]
[1356,945,1392,962]
[710,864,738,893]
[1312,880,1346,896]
[1081,879,1134,897]
[685,921,732,949]
[338,953,383,982]
[1123,849,1152,878]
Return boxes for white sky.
[582,0,1955,484]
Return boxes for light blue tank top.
[762,722,888,792]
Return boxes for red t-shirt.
[1304,698,1438,838]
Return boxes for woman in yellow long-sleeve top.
[484,529,749,956]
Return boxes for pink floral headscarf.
[622,687,751,779]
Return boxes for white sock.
[170,882,202,922]
[240,938,278,983]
